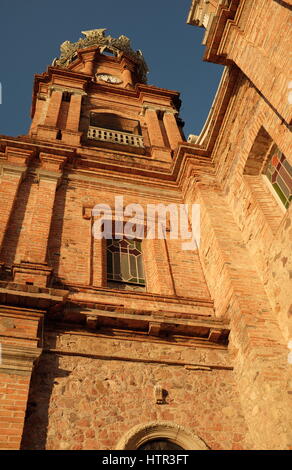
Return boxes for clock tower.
[29,28,184,162]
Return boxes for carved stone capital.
[36,169,62,184]
[140,104,178,116]
[0,344,42,375]
[38,152,68,177]
[0,147,33,180]
[0,163,27,180]
[49,85,87,96]
[0,304,44,375]
[5,146,34,166]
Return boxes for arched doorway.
[116,421,209,450]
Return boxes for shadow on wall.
[20,333,70,450]
[273,0,292,11]
[46,179,68,284]
[0,176,34,267]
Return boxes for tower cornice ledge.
[187,0,241,64]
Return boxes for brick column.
[44,89,63,127]
[13,153,68,287]
[0,147,32,251]
[144,107,172,162]
[0,305,44,450]
[62,92,85,145]
[163,111,182,150]
[66,93,82,132]
[36,89,63,141]
[144,108,164,147]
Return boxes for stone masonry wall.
[21,329,250,450]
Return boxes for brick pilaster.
[0,147,32,251]
[44,90,63,128]
[12,153,67,287]
[61,92,84,145]
[163,111,182,150]
[66,93,83,132]
[144,108,165,148]
[0,305,44,450]
[144,107,172,161]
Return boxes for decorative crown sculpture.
[53,28,148,83]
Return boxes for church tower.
[0,19,290,451]
[0,28,233,451]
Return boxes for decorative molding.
[49,85,87,96]
[13,261,53,277]
[0,344,42,375]
[140,104,178,116]
[116,421,209,450]
[74,305,230,345]
[0,163,27,179]
[36,169,62,183]
[54,29,148,83]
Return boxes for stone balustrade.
[87,126,144,148]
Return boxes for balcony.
[87,126,144,148]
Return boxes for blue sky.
[0,0,223,139]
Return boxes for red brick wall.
[0,374,31,450]
[0,306,43,449]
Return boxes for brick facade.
[0,1,291,450]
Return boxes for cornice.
[31,67,182,120]
[205,0,241,64]
[188,0,241,66]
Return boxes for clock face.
[96,73,122,84]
